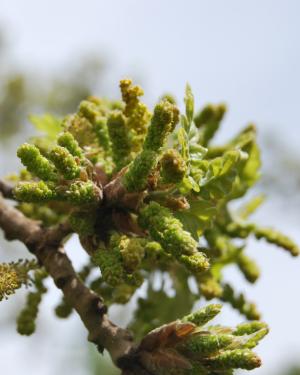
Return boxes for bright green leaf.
[29,114,62,140]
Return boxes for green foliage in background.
[0,31,104,140]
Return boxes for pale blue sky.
[0,1,300,374]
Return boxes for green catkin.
[55,298,73,318]
[136,305,265,374]
[66,181,101,205]
[179,253,211,274]
[93,235,126,287]
[14,181,57,202]
[17,270,47,335]
[62,113,95,147]
[160,93,177,104]
[119,79,151,137]
[195,103,226,146]
[0,260,37,301]
[123,100,179,192]
[118,236,145,272]
[93,234,144,288]
[237,253,260,283]
[138,202,197,256]
[197,273,223,300]
[160,149,187,183]
[138,202,209,272]
[17,291,43,335]
[233,321,267,336]
[123,150,157,191]
[120,79,143,117]
[224,221,254,239]
[93,116,111,151]
[254,227,300,256]
[194,104,215,128]
[143,100,179,151]
[205,228,239,258]
[111,284,138,304]
[49,146,80,180]
[69,209,97,236]
[182,304,222,326]
[79,99,102,120]
[221,284,260,320]
[79,100,111,151]
[183,334,235,355]
[224,221,299,257]
[91,279,137,305]
[17,143,57,181]
[244,328,269,349]
[0,264,21,301]
[233,321,269,349]
[143,241,170,264]
[207,349,261,370]
[107,110,132,170]
[15,124,103,207]
[93,249,124,287]
[17,202,62,226]
[57,132,83,158]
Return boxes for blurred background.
[0,1,299,374]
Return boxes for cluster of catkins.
[136,304,268,374]
[1,79,298,373]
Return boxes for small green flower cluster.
[107,110,132,170]
[159,149,187,184]
[123,99,179,191]
[69,209,97,236]
[17,269,47,335]
[237,253,260,284]
[119,79,151,152]
[63,96,113,156]
[92,233,144,289]
[196,271,223,300]
[139,202,209,274]
[194,103,226,146]
[78,98,111,152]
[137,303,268,374]
[17,202,66,226]
[254,226,299,257]
[14,132,102,206]
[221,284,260,321]
[0,259,38,301]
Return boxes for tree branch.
[0,193,135,368]
[0,179,15,199]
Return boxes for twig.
[0,179,14,199]
[0,194,135,368]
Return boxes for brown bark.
[0,191,135,369]
[0,179,14,199]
